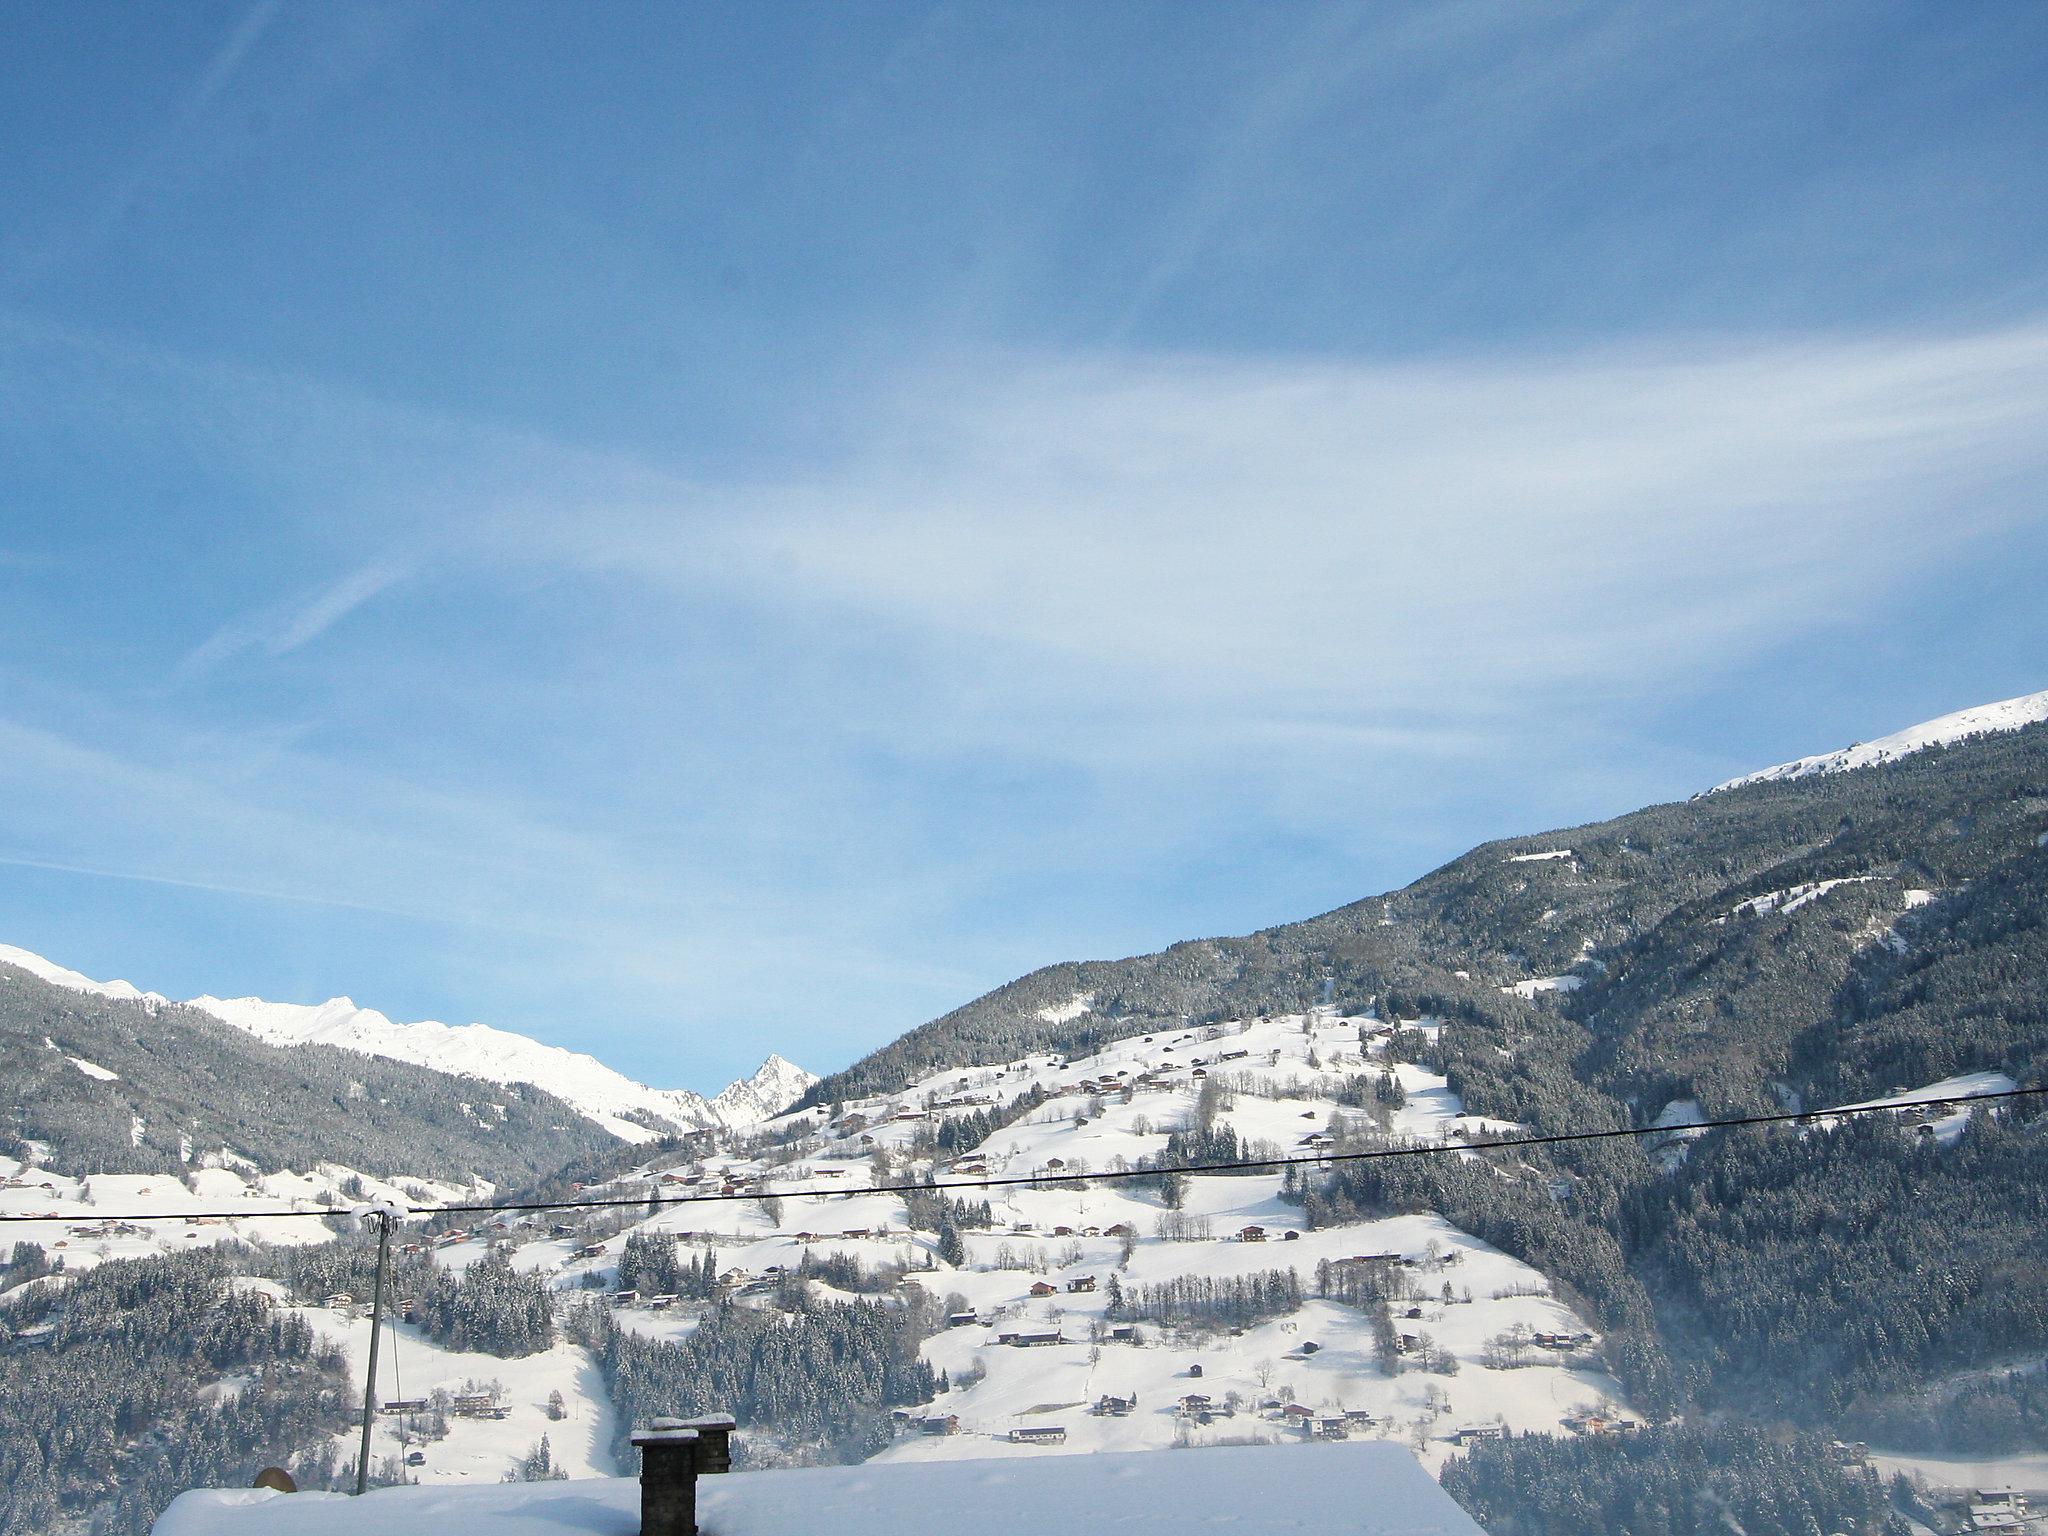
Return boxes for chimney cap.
[633,1424,701,1447]
[685,1414,737,1431]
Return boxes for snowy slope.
[0,943,811,1143]
[0,943,169,1006]
[1708,687,2048,794]
[190,992,722,1142]
[484,1008,1627,1483]
[155,1441,1486,1536]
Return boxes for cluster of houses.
[1172,1393,1383,1441]
[1023,1275,1100,1298]
[833,1105,935,1136]
[886,1411,1070,1446]
[63,1219,146,1240]
[999,1219,1138,1239]
[377,1391,508,1422]
[1967,1489,2031,1535]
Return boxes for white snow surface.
[0,943,167,1004]
[1035,992,1096,1025]
[67,1055,120,1082]
[0,1158,473,1270]
[1727,876,1883,919]
[1505,849,1573,863]
[1829,1070,2018,1146]
[282,1290,620,1485]
[153,1442,1485,1536]
[1501,974,1582,999]
[0,942,811,1142]
[1709,687,2048,794]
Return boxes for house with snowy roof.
[152,1429,1487,1536]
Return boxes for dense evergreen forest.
[581,1290,940,1465]
[0,1250,351,1536]
[1440,1425,1906,1536]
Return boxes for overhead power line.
[1,1084,2039,1228]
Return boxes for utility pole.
[356,1209,392,1496]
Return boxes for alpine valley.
[4,690,2046,1536]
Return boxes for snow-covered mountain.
[0,943,812,1143]
[1707,685,2048,794]
[708,1053,817,1126]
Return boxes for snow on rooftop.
[153,1443,1486,1536]
[1708,687,2048,794]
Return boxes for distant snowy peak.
[0,944,805,1144]
[709,1054,820,1125]
[1709,687,2048,795]
[184,992,723,1143]
[0,944,168,1007]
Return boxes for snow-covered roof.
[154,1443,1486,1536]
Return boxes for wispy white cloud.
[530,322,2048,757]
[6,309,2045,1080]
[179,562,410,678]
[0,850,425,921]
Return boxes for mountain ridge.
[1705,685,2048,794]
[802,685,2048,1110]
[0,943,813,1144]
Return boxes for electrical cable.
[0,1084,2039,1227]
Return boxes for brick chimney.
[684,1414,735,1473]
[632,1413,734,1536]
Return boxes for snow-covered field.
[26,998,2027,1491]
[0,1156,471,1269]
[275,1287,621,1483]
[1869,1447,2048,1498]
[1827,1070,2018,1146]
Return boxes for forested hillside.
[0,966,614,1186]
[806,721,2048,1114]
[4,707,2043,1536]
[801,717,2048,1456]
[0,1250,354,1536]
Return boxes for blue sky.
[2,2,2045,1092]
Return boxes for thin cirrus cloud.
[178,561,411,679]
[525,321,2048,757]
